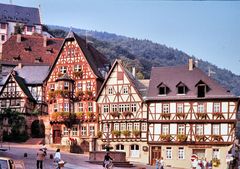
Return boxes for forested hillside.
[46,25,240,96]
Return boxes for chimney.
[132,67,136,77]
[43,36,47,47]
[188,58,194,71]
[16,34,21,43]
[18,63,23,69]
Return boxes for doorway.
[151,146,161,165]
[192,149,205,159]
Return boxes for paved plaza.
[0,143,183,169]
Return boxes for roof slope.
[147,65,236,100]
[2,35,63,65]
[97,60,147,101]
[48,31,110,80]
[0,3,41,25]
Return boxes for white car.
[0,157,15,169]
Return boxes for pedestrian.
[160,157,164,169]
[36,148,45,169]
[155,158,160,169]
[202,158,207,169]
[54,148,61,163]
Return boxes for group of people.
[156,157,164,169]
[36,144,63,169]
[192,157,212,169]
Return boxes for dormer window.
[74,65,82,72]
[157,83,169,95]
[35,57,42,63]
[60,66,67,74]
[176,82,187,95]
[24,46,31,51]
[195,80,209,98]
[13,55,21,61]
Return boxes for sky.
[1,0,240,75]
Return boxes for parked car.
[0,157,15,169]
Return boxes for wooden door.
[151,146,161,165]
[53,130,61,144]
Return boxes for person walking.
[155,158,160,169]
[54,149,61,169]
[36,148,45,169]
[159,157,164,169]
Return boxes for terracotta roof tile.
[1,34,63,65]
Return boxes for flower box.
[160,134,171,141]
[110,111,121,118]
[132,130,141,137]
[196,112,208,119]
[176,113,186,118]
[195,135,205,142]
[111,130,121,138]
[177,134,187,142]
[161,113,171,119]
[211,135,222,141]
[122,111,133,118]
[122,130,131,137]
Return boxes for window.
[74,65,81,72]
[166,147,172,159]
[178,147,185,159]
[54,104,58,112]
[0,23,6,29]
[77,83,82,91]
[87,82,91,91]
[78,102,83,112]
[103,123,108,132]
[27,26,33,32]
[178,124,185,135]
[10,100,16,106]
[89,126,95,136]
[16,99,20,106]
[134,123,140,130]
[114,123,119,130]
[177,86,185,94]
[127,123,132,131]
[1,100,6,107]
[162,124,169,135]
[163,104,169,113]
[213,103,220,113]
[103,105,109,113]
[158,85,167,95]
[88,102,93,112]
[120,123,126,130]
[197,103,204,113]
[81,126,87,136]
[1,35,5,41]
[108,87,113,95]
[72,127,78,136]
[131,103,137,112]
[50,84,55,91]
[212,149,220,159]
[111,104,118,112]
[197,85,206,97]
[63,127,68,136]
[130,144,140,158]
[196,124,204,135]
[141,123,147,131]
[212,124,220,135]
[177,103,184,113]
[123,86,128,94]
[116,144,124,151]
[64,82,69,90]
[64,103,69,112]
[60,66,67,74]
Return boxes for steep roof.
[96,60,147,101]
[0,65,50,86]
[147,65,237,100]
[0,3,41,26]
[1,34,63,65]
[48,31,110,80]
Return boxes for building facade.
[96,60,149,163]
[45,31,110,151]
[146,59,239,168]
[0,3,42,54]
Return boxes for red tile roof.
[1,34,63,65]
[147,65,237,100]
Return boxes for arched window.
[130,144,140,157]
[116,144,124,151]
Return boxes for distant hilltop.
[46,25,240,96]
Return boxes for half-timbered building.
[45,31,110,151]
[0,64,50,134]
[96,60,149,163]
[146,59,239,168]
